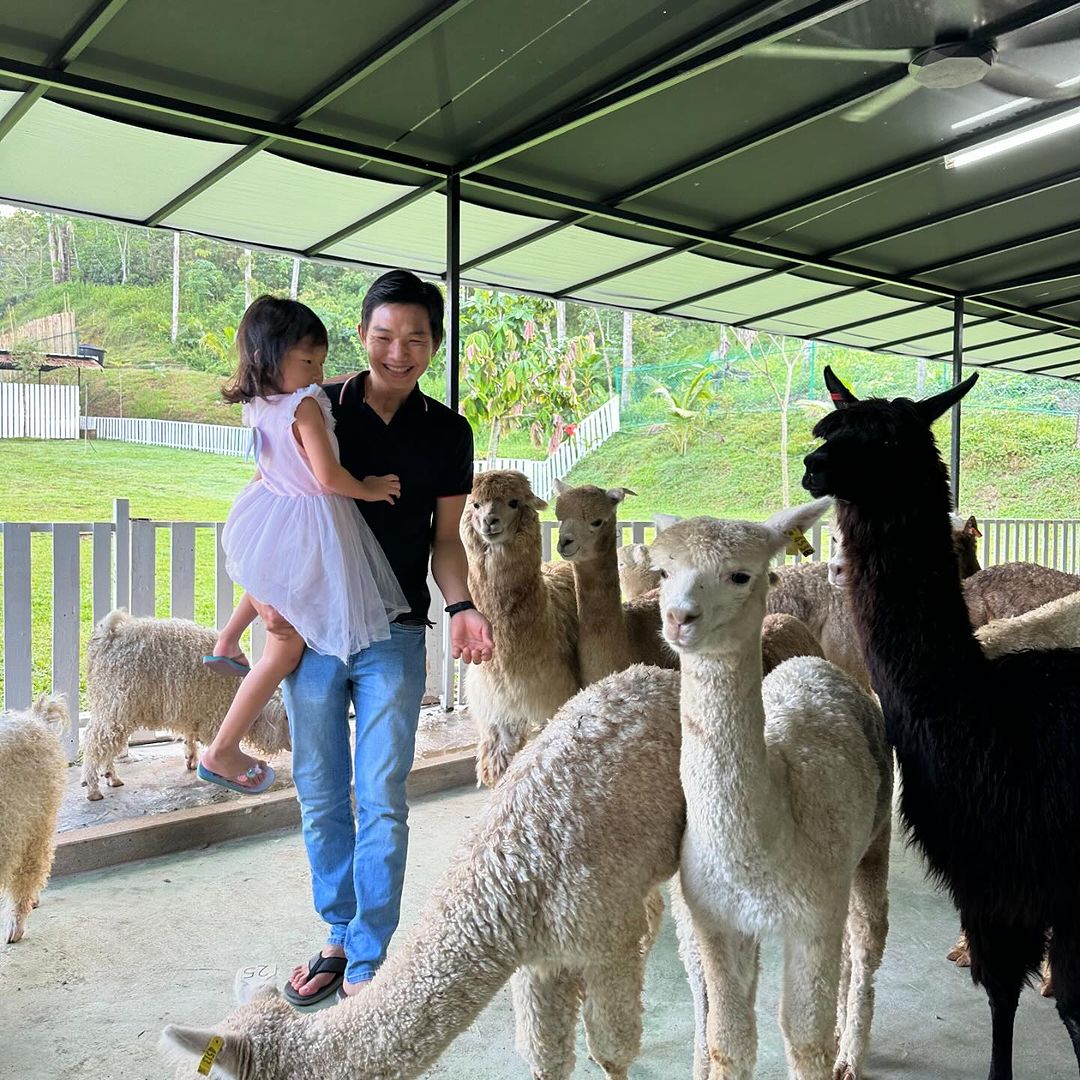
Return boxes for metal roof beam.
[968,342,1080,369]
[143,0,470,225]
[457,0,871,175]
[0,0,130,143]
[0,56,447,177]
[459,69,904,274]
[1027,355,1080,374]
[802,300,946,340]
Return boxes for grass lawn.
[1,440,254,707]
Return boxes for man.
[281,270,493,1003]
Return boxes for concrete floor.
[2,788,1073,1080]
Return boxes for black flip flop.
[282,952,347,1007]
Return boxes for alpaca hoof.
[476,745,512,788]
[104,773,124,788]
[4,918,25,944]
[86,790,104,802]
[946,940,970,967]
[833,1064,859,1080]
[186,756,198,771]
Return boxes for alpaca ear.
[915,372,979,425]
[529,494,548,511]
[159,1026,246,1078]
[965,515,982,537]
[823,366,858,409]
[767,570,780,586]
[551,478,571,496]
[763,497,833,555]
[653,512,682,532]
[606,487,636,505]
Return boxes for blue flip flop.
[197,761,276,795]
[202,654,251,676]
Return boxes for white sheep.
[82,610,290,801]
[0,694,68,943]
[654,501,892,1080]
[162,663,684,1080]
[460,470,581,787]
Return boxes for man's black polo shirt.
[323,372,473,626]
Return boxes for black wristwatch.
[445,600,476,617]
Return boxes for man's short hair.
[362,270,444,345]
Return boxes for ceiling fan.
[756,26,1080,122]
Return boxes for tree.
[47,217,73,283]
[621,309,633,406]
[735,328,808,506]
[649,362,718,455]
[171,231,181,344]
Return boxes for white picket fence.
[475,395,620,500]
[4,507,1079,760]
[0,382,80,439]
[83,394,622,498]
[84,415,252,456]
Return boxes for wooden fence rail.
[3,505,1078,761]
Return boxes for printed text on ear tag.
[784,527,815,557]
[198,1035,224,1076]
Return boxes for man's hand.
[450,608,494,664]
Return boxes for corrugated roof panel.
[323,192,445,273]
[164,152,409,251]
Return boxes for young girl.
[197,295,408,793]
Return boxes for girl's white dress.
[222,385,408,663]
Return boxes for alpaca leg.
[671,882,710,1080]
[475,713,527,788]
[184,737,199,770]
[81,722,128,802]
[582,946,648,1080]
[1045,922,1080,1070]
[780,917,846,1080]
[511,966,583,1080]
[836,931,851,1048]
[3,836,55,943]
[964,919,1046,1080]
[697,924,760,1080]
[835,823,890,1080]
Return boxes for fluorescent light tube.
[945,106,1080,167]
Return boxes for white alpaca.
[82,610,290,801]
[617,541,661,599]
[653,500,892,1080]
[162,664,684,1080]
[461,470,581,786]
[0,695,68,943]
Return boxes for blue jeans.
[282,622,427,984]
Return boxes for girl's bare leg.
[201,606,303,785]
[213,593,258,664]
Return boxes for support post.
[445,172,461,412]
[950,297,964,509]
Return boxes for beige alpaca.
[0,695,67,943]
[963,561,1080,626]
[553,480,676,683]
[654,501,892,1080]
[162,664,684,1080]
[617,542,661,599]
[461,470,581,787]
[82,610,290,801]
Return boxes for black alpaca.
[802,367,1080,1080]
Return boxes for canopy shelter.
[2,0,1080,440]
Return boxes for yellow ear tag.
[198,1036,225,1076]
[784,527,815,557]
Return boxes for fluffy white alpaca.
[653,500,892,1080]
[82,610,290,801]
[161,664,683,1080]
[0,695,68,943]
[461,470,581,786]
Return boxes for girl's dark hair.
[222,296,328,404]
[361,270,444,345]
